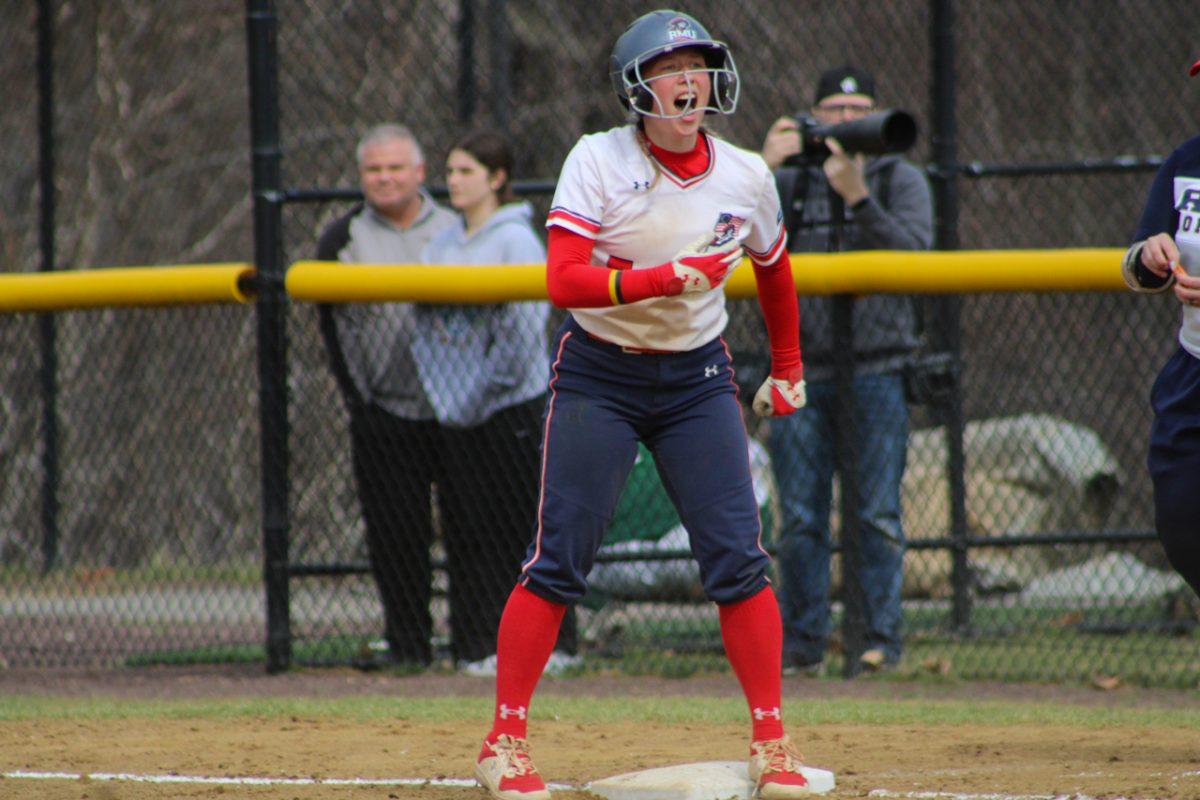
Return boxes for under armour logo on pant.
[752,706,781,720]
[705,365,720,377]
[498,704,527,720]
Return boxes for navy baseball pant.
[519,316,771,605]
[1149,345,1200,598]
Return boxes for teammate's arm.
[1124,154,1182,293]
[546,227,741,308]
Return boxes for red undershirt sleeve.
[752,250,803,377]
[546,226,672,308]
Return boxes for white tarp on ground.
[591,413,1130,602]
[1020,551,1183,604]
[901,413,1122,597]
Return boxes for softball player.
[1123,56,1200,604]
[475,10,815,799]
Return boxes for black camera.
[784,109,917,166]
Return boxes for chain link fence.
[1,2,263,668]
[1,1,1197,684]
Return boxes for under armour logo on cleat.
[498,704,527,720]
[705,365,720,377]
[752,706,781,720]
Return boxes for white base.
[586,760,835,800]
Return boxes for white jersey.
[1174,174,1200,358]
[547,125,786,352]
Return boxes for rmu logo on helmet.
[608,9,740,118]
[666,16,698,42]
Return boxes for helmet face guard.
[620,47,740,119]
[609,11,740,118]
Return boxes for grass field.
[2,664,1199,799]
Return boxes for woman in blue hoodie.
[415,131,576,675]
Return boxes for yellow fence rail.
[0,264,255,313]
[0,249,1126,312]
[287,248,1126,304]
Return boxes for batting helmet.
[608,9,739,118]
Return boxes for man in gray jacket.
[317,124,458,668]
[760,66,934,675]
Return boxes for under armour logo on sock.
[705,364,720,377]
[752,706,781,720]
[498,704,527,720]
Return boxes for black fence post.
[825,190,866,678]
[458,0,476,123]
[832,294,865,677]
[246,0,291,673]
[36,0,60,576]
[930,0,972,631]
[487,0,511,134]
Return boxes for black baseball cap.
[813,65,876,105]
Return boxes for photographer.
[760,65,933,676]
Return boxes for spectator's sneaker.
[358,639,428,672]
[462,652,581,679]
[543,651,583,676]
[859,648,897,673]
[782,658,822,678]
[458,654,499,677]
[748,735,815,798]
[475,734,550,800]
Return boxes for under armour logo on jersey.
[752,706,781,721]
[633,179,650,191]
[705,365,719,378]
[498,704,527,720]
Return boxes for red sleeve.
[546,227,672,308]
[752,250,803,377]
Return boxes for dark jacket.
[776,154,934,381]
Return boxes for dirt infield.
[3,665,1200,799]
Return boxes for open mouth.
[673,92,698,115]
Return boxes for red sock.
[488,583,567,740]
[719,585,785,741]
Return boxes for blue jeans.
[767,372,909,665]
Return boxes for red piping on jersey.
[522,329,573,580]
[746,225,787,265]
[547,207,601,234]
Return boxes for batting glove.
[665,235,744,296]
[752,367,806,417]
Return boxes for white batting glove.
[753,368,807,417]
[668,234,744,295]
